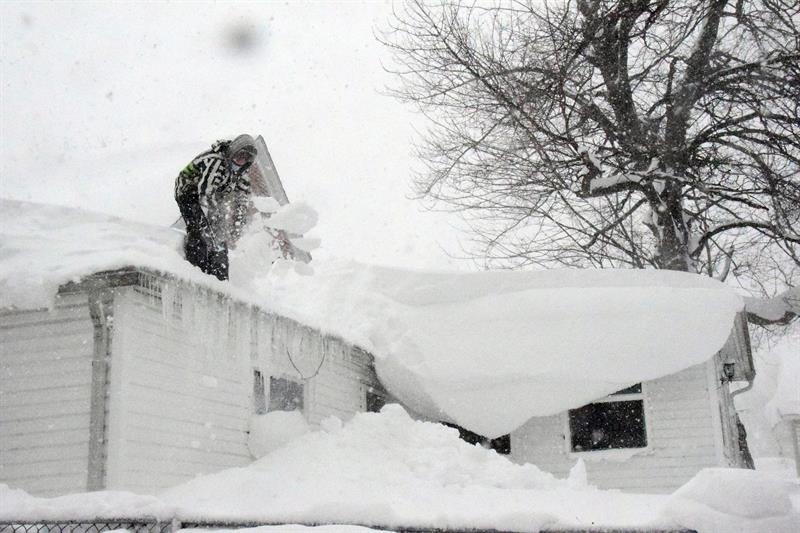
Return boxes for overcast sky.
[1,1,466,268]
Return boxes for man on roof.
[175,134,257,281]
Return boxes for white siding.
[0,294,94,496]
[792,419,800,477]
[105,283,253,493]
[254,314,382,427]
[105,274,385,494]
[510,361,720,493]
[772,417,800,475]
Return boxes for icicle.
[159,282,169,320]
[249,308,259,363]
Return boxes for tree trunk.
[655,189,691,272]
[657,220,691,271]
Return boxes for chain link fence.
[0,520,697,533]
[0,521,174,533]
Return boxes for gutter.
[87,288,115,491]
[729,378,754,400]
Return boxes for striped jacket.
[175,140,252,244]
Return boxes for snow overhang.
[260,265,745,438]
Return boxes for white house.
[508,312,755,493]
[0,185,754,498]
[1,263,755,497]
[1,267,388,496]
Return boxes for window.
[568,384,646,452]
[269,376,304,412]
[253,370,266,414]
[366,391,386,413]
[442,422,511,455]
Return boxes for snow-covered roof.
[0,199,224,310]
[0,199,744,437]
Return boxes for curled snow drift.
[261,263,744,437]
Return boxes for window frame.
[564,382,652,456]
[253,369,267,415]
[267,375,305,413]
[365,390,387,413]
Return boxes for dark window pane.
[269,376,304,412]
[569,400,647,452]
[613,383,642,395]
[366,392,386,413]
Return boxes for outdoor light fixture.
[722,363,736,382]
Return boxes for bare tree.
[381,0,800,322]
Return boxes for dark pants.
[176,194,229,281]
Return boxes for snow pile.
[755,457,800,483]
[3,407,797,532]
[765,329,800,422]
[162,405,666,531]
[229,198,320,286]
[661,468,799,533]
[247,411,311,459]
[258,263,744,437]
[180,527,391,533]
[0,484,173,521]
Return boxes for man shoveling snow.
[174,134,258,280]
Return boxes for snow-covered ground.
[2,406,798,533]
[736,328,800,478]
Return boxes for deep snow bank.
[0,199,743,437]
[661,468,798,533]
[248,410,311,459]
[3,406,797,532]
[161,405,666,530]
[0,484,174,521]
[764,329,800,423]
